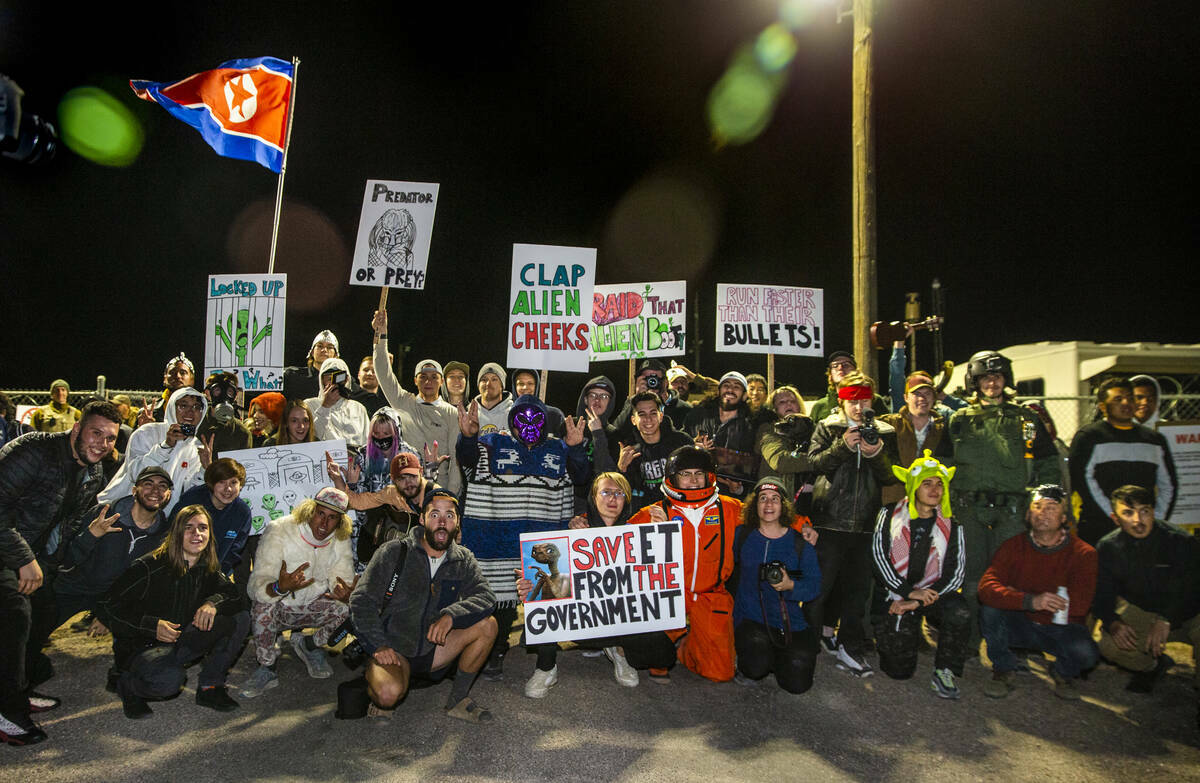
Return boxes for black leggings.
[735,620,819,694]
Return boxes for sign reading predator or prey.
[350,179,440,290]
[205,273,287,391]
[519,523,684,644]
[222,439,347,535]
[589,280,687,362]
[715,283,824,357]
[507,243,596,373]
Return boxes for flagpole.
[267,56,301,274]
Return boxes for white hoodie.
[99,387,209,516]
[305,357,370,450]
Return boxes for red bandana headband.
[837,384,873,401]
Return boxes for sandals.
[445,697,492,723]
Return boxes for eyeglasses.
[586,392,612,402]
[598,489,626,499]
[176,401,205,412]
[829,361,856,371]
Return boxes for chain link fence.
[1014,394,1200,443]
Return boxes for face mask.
[512,405,546,445]
[372,436,394,452]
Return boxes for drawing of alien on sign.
[204,273,287,392]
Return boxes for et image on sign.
[350,179,440,290]
[715,283,824,357]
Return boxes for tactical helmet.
[965,350,1013,394]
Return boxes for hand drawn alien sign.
[367,208,417,270]
[512,404,546,446]
[215,309,273,366]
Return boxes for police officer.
[947,351,1061,643]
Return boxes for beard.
[425,525,456,551]
[720,397,740,412]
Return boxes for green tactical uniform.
[947,399,1061,637]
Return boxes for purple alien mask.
[512,404,546,446]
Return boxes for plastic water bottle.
[1052,586,1069,625]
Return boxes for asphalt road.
[5,620,1199,782]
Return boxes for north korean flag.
[131,56,294,173]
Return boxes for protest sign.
[205,274,286,391]
[520,522,685,644]
[715,283,824,357]
[589,280,687,362]
[507,243,596,373]
[222,439,347,535]
[349,179,440,290]
[1159,421,1200,529]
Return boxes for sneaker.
[240,665,280,699]
[117,679,153,719]
[819,634,839,656]
[0,710,47,747]
[835,644,874,678]
[930,668,960,700]
[27,691,61,713]
[647,667,671,684]
[482,649,506,682]
[524,666,559,699]
[291,634,333,679]
[196,685,240,712]
[1126,654,1173,694]
[605,647,638,688]
[984,670,1015,699]
[1051,672,1081,701]
[581,649,606,658]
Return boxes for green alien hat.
[891,449,955,518]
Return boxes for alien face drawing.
[215,309,272,366]
[367,208,417,270]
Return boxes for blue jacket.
[729,526,821,631]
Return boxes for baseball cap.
[719,371,748,391]
[314,487,349,514]
[827,351,856,367]
[414,359,443,377]
[422,487,460,511]
[905,373,934,394]
[390,452,422,481]
[135,465,174,488]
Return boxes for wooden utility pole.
[851,0,877,381]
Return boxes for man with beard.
[99,387,211,518]
[456,396,590,681]
[618,392,692,512]
[0,400,122,746]
[333,452,437,565]
[683,371,757,499]
[240,488,357,698]
[350,489,498,723]
[197,372,252,457]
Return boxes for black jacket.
[0,431,107,570]
[1093,521,1200,629]
[611,391,692,441]
[808,412,899,533]
[681,398,757,493]
[55,495,168,599]
[623,420,693,512]
[101,550,242,666]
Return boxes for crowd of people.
[0,313,1195,748]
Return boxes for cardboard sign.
[1159,421,1200,528]
[349,179,440,290]
[221,439,347,535]
[205,274,287,391]
[715,283,824,357]
[507,243,596,373]
[520,523,685,644]
[589,280,687,362]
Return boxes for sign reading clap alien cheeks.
[349,179,440,291]
[507,243,596,373]
[205,273,286,391]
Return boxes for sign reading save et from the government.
[349,179,440,290]
[507,243,596,373]
[520,523,685,645]
[589,280,687,362]
[715,283,824,357]
[205,273,287,391]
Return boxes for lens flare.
[57,87,144,167]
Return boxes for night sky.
[2,1,1195,410]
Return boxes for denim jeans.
[979,605,1098,678]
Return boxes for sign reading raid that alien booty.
[589,280,687,362]
[349,180,441,291]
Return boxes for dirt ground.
[4,618,1199,782]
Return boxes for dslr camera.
[644,374,661,390]
[858,409,880,447]
[178,423,197,437]
[327,619,368,670]
[759,560,800,586]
